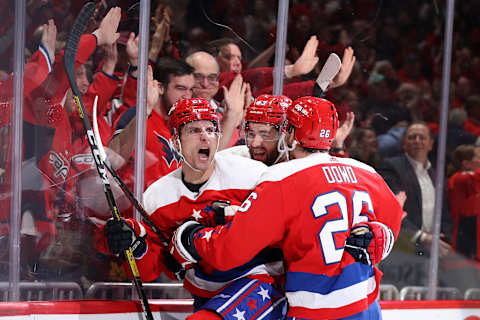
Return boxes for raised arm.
[219,74,246,150]
[327,46,355,90]
[108,66,158,164]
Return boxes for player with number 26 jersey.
[194,154,402,319]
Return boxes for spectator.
[395,82,425,122]
[452,76,472,109]
[349,126,382,168]
[377,124,407,159]
[108,57,194,189]
[445,108,478,158]
[207,38,243,73]
[363,73,410,135]
[447,144,480,260]
[185,50,246,148]
[377,121,452,257]
[397,53,429,87]
[464,94,480,136]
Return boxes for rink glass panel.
[1,0,478,302]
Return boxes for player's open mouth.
[198,147,210,160]
[252,150,266,160]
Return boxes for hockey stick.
[63,3,155,320]
[314,52,342,95]
[92,96,168,246]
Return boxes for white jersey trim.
[218,145,251,159]
[38,43,53,72]
[184,261,284,293]
[143,152,266,215]
[286,273,376,309]
[258,152,377,184]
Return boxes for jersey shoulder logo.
[49,151,69,181]
[154,131,181,167]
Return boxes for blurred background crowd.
[1,0,480,298]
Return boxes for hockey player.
[226,94,354,165]
[170,96,403,319]
[104,97,286,319]
[223,94,292,165]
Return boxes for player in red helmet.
[170,96,403,319]
[283,96,338,152]
[168,98,221,174]
[242,94,292,165]
[105,97,287,319]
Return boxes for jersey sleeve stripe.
[286,273,376,309]
[285,263,374,294]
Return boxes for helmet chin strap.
[174,134,221,173]
[277,132,297,162]
[271,136,286,164]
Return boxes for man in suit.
[378,121,452,254]
[377,121,453,286]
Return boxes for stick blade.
[316,53,342,92]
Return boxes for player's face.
[246,122,280,165]
[75,65,90,95]
[218,44,242,74]
[163,74,194,110]
[192,60,220,101]
[402,124,433,161]
[179,120,219,172]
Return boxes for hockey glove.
[163,251,187,281]
[105,218,147,259]
[345,221,394,265]
[169,221,205,270]
[211,201,240,226]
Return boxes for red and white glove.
[345,221,395,265]
[168,221,205,270]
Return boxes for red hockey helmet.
[286,96,338,150]
[245,94,291,127]
[168,98,219,136]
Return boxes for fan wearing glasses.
[186,51,248,150]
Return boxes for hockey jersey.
[191,152,403,319]
[140,151,284,298]
[25,34,119,222]
[0,44,53,223]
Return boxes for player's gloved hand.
[169,220,205,270]
[105,218,147,259]
[344,221,394,265]
[210,201,240,226]
[163,251,187,281]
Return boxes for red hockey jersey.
[0,45,53,223]
[138,152,283,298]
[192,152,403,319]
[447,169,480,259]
